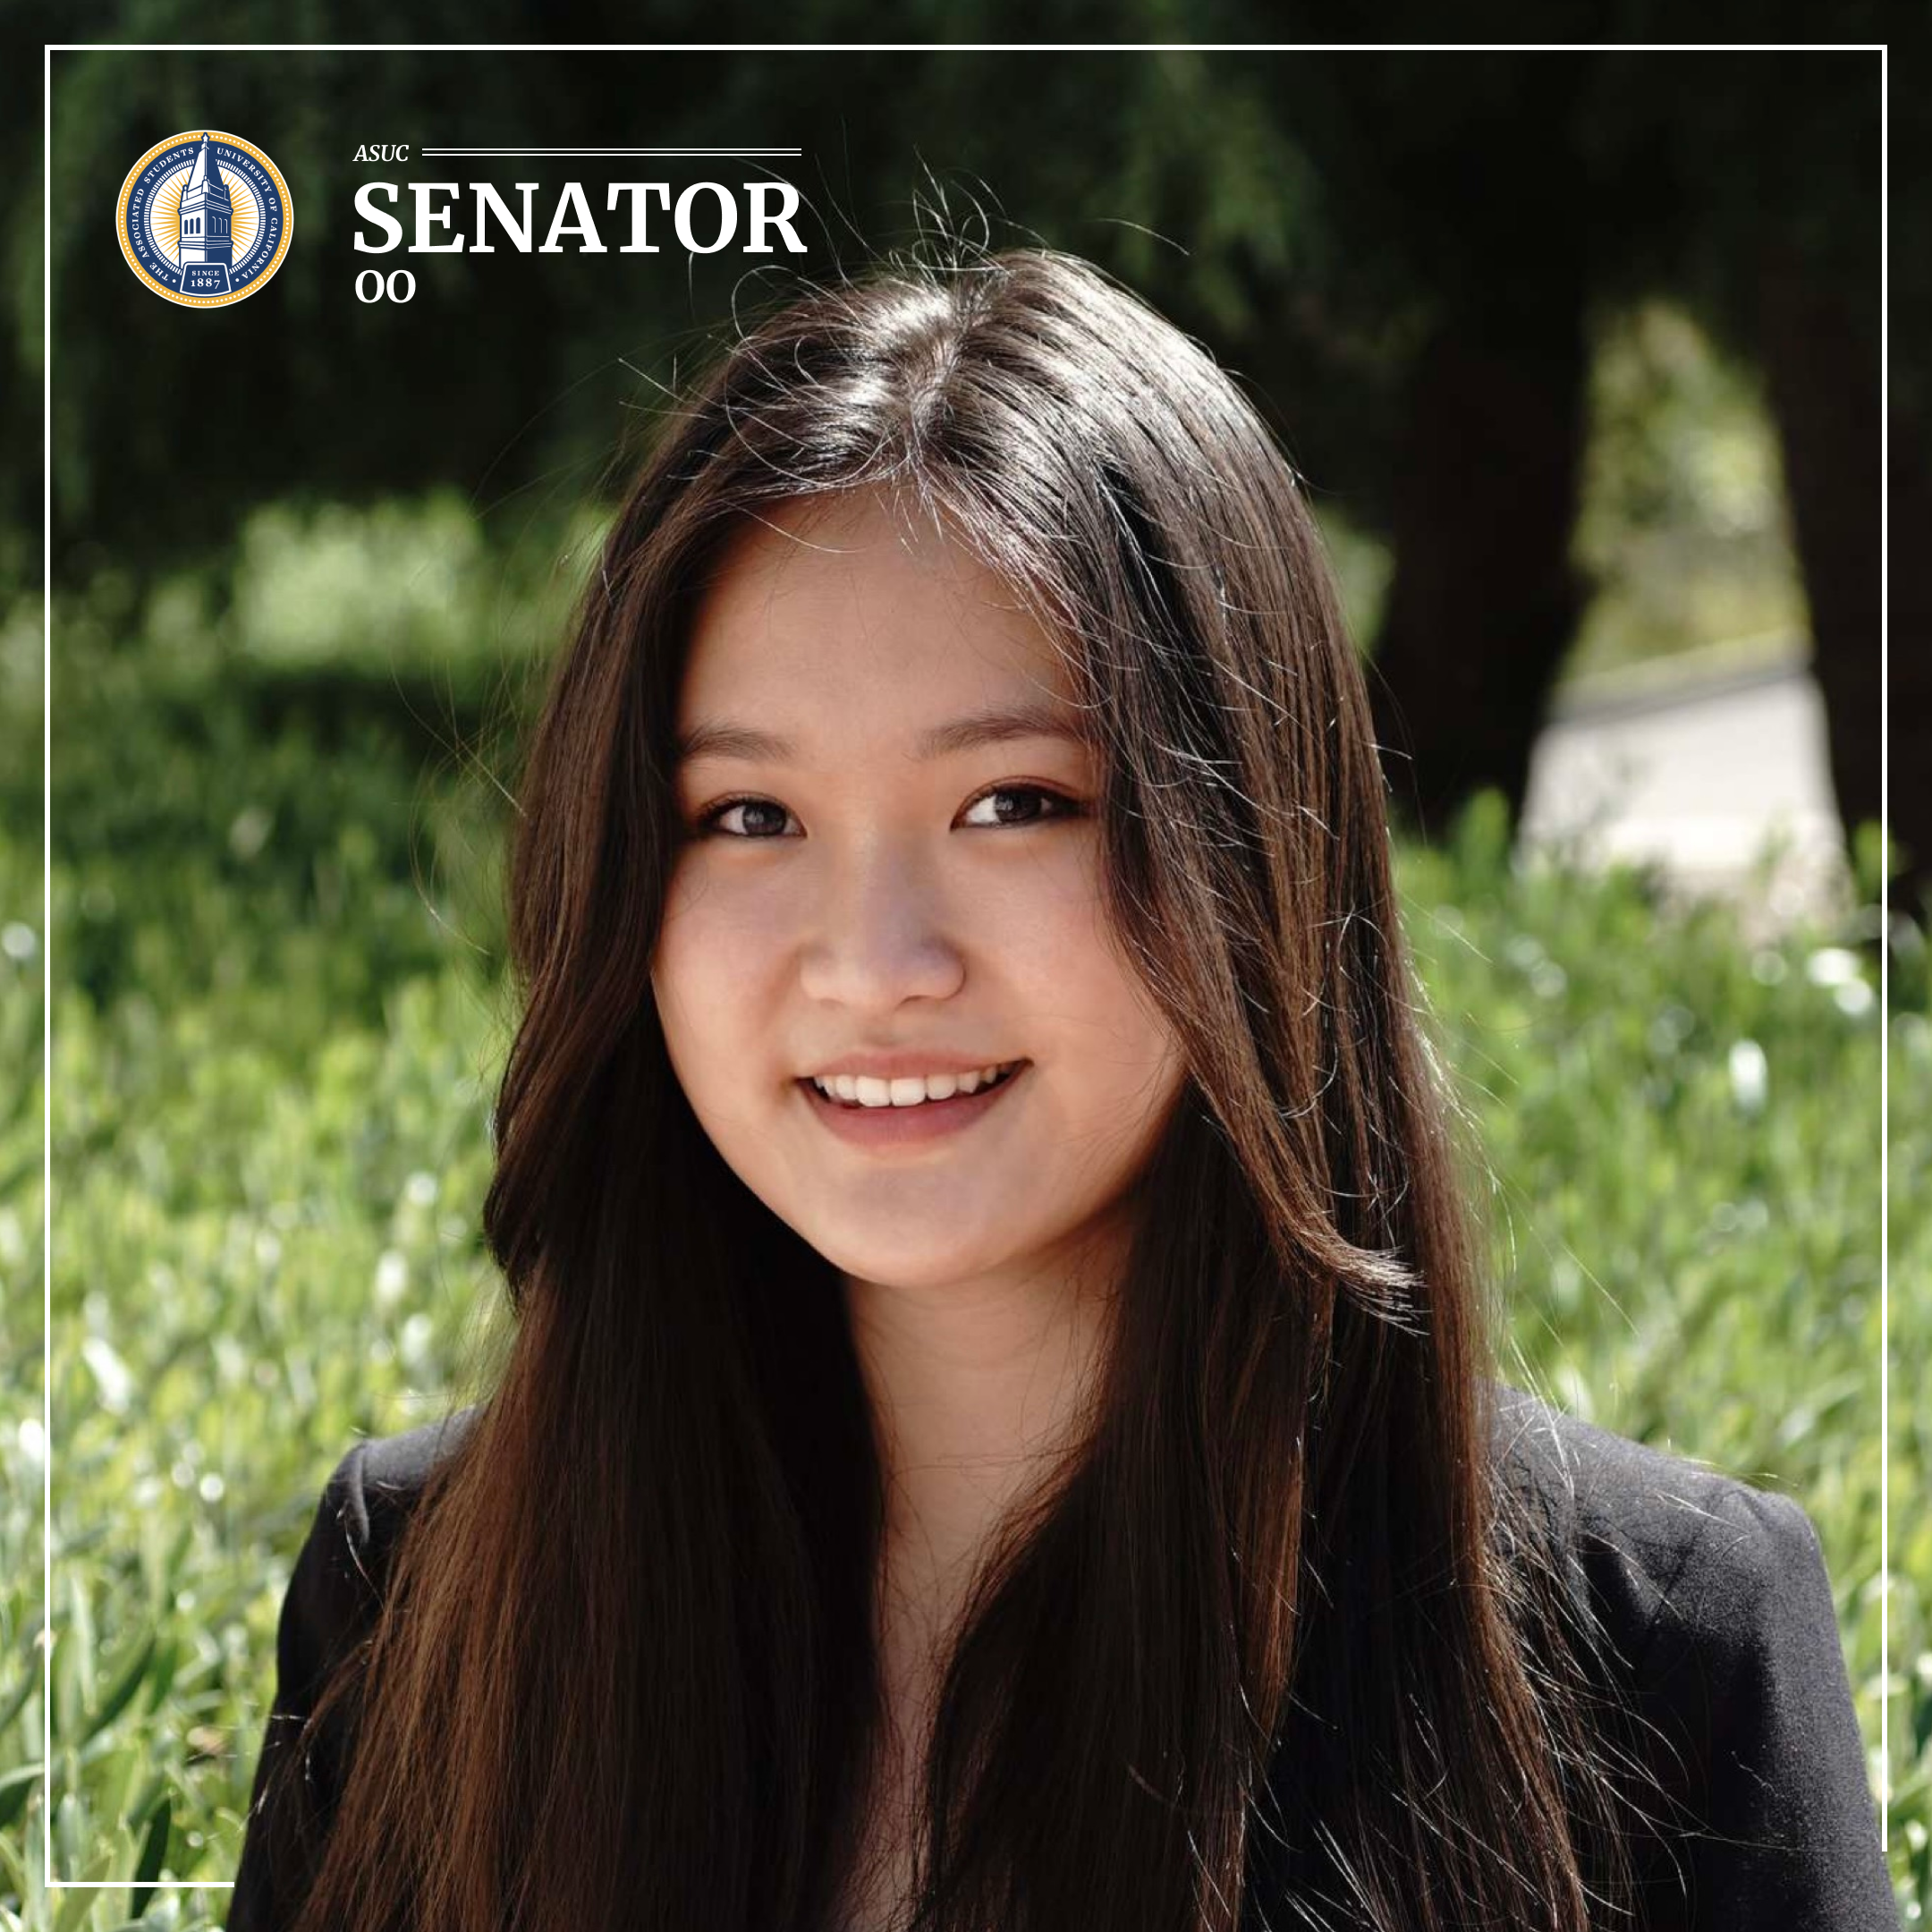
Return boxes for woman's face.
[651,489,1188,1295]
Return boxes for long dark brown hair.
[275,247,1641,1931]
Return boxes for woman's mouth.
[796,1060,1030,1148]
[805,1061,1024,1108]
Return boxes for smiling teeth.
[811,1063,1020,1107]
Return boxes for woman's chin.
[811,1228,1027,1295]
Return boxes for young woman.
[228,250,1895,1932]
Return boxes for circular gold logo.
[116,130,293,308]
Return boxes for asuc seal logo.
[115,130,293,308]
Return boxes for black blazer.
[226,1385,1898,1930]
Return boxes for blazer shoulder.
[326,1402,482,1568]
[270,1403,483,1695]
[1487,1384,1894,1928]
[228,1405,483,1929]
[1487,1380,1793,1665]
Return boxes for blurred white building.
[1519,640,1848,931]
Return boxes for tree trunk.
[1755,239,1910,909]
[1367,272,1591,839]
[1886,405,1932,921]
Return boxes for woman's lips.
[797,1061,1030,1149]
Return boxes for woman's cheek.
[654,887,750,1074]
[663,864,792,992]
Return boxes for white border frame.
[37,35,1894,1901]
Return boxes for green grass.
[2,497,1921,1927]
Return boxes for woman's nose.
[796,838,967,1012]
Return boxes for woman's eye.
[698,797,796,839]
[957,784,1083,829]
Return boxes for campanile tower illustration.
[176,134,234,275]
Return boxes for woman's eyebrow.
[674,699,1095,768]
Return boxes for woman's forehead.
[678,491,1083,729]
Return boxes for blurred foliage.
[1568,299,1807,682]
[0,491,1918,1922]
[1891,995,1932,1915]
[0,579,43,1925]
[52,491,604,1028]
